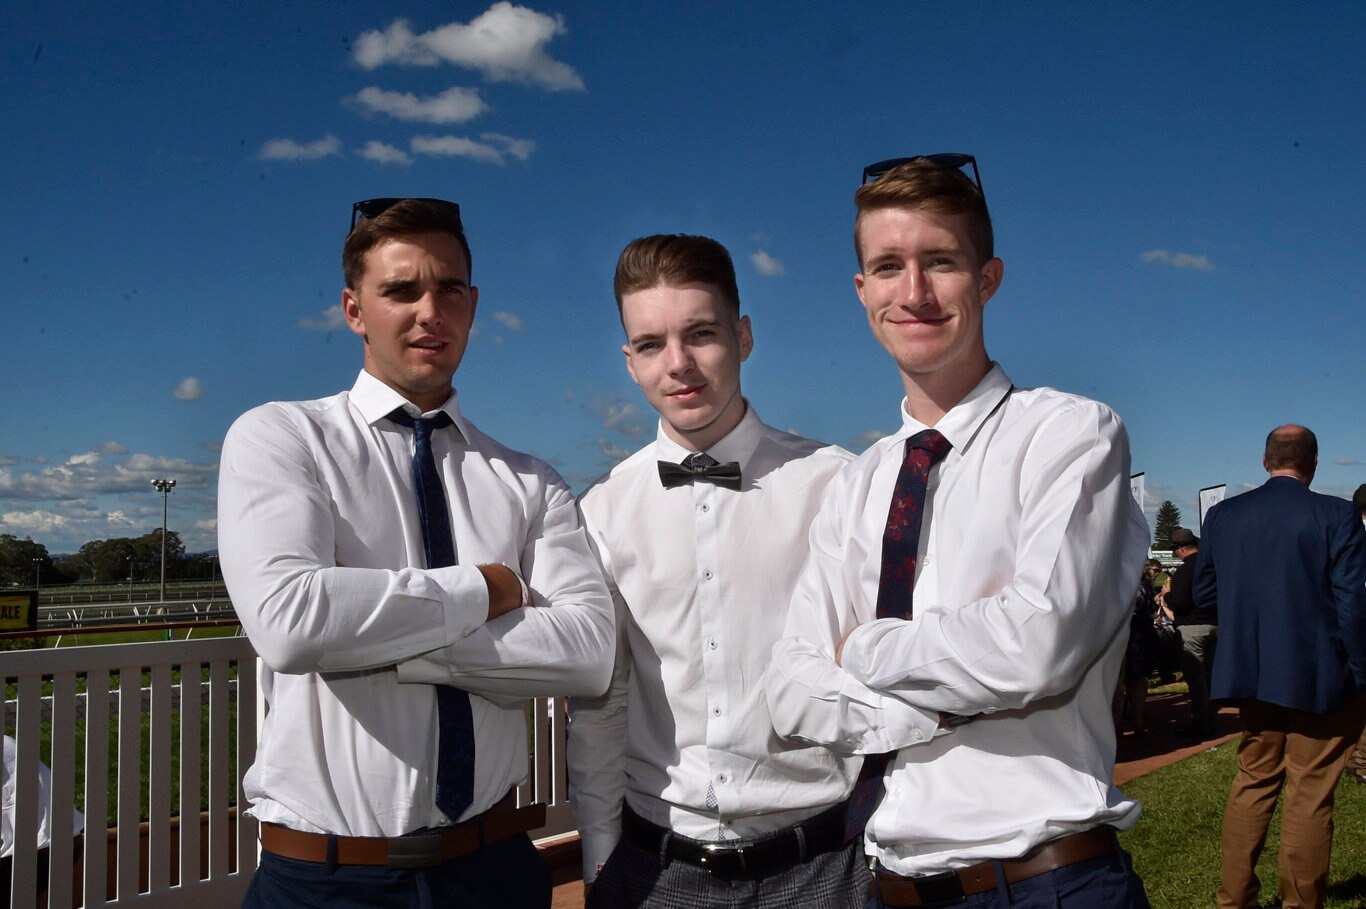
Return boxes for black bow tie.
[657,452,742,491]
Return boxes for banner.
[1198,484,1227,529]
[1130,472,1146,517]
[0,591,38,631]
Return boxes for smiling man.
[768,157,1152,908]
[567,234,863,907]
[218,198,613,909]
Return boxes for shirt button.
[707,639,718,650]
[717,774,728,784]
[703,570,714,580]
[891,788,902,799]
[700,503,710,513]
[912,730,923,742]
[711,706,722,716]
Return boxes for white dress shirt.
[218,370,613,837]
[2,735,84,857]
[769,365,1149,876]
[566,406,853,881]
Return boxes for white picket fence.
[2,636,577,908]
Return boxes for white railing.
[3,636,577,908]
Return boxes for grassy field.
[1120,739,1366,908]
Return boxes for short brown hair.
[343,199,471,290]
[613,234,740,320]
[1264,425,1318,474]
[1352,484,1366,518]
[854,159,994,267]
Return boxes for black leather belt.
[872,826,1120,907]
[620,802,847,880]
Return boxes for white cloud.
[1140,249,1215,272]
[851,429,887,450]
[750,250,786,277]
[298,306,349,331]
[357,141,413,166]
[1336,458,1363,466]
[97,441,128,454]
[492,311,526,331]
[353,5,585,92]
[173,377,203,401]
[597,401,648,440]
[352,85,487,124]
[194,518,218,533]
[595,438,632,463]
[67,452,100,466]
[2,510,69,535]
[257,134,343,161]
[106,510,136,526]
[0,452,218,502]
[411,134,506,164]
[481,132,535,161]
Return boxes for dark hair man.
[219,198,614,908]
[769,156,1152,907]
[567,235,864,907]
[1194,425,1366,908]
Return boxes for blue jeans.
[866,851,1149,908]
[243,832,551,909]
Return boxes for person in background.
[1194,425,1366,909]
[1163,527,1218,737]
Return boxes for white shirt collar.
[653,400,764,467]
[895,363,1013,456]
[349,370,470,443]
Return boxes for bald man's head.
[1263,424,1317,482]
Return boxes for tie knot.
[907,429,951,464]
[682,452,719,471]
[387,408,453,440]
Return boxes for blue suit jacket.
[1193,475,1366,713]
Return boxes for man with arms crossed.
[219,198,614,908]
[769,157,1151,908]
[1193,426,1366,909]
[568,235,864,907]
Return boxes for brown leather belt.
[873,826,1119,907]
[260,792,546,869]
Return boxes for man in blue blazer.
[1193,425,1366,909]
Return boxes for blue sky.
[3,1,1364,555]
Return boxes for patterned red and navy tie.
[844,428,952,842]
[388,408,475,821]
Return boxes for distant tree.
[1153,500,1182,550]
[0,534,58,588]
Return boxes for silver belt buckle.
[387,832,445,869]
[699,841,746,875]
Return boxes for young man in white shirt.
[768,158,1152,908]
[219,198,614,908]
[567,234,863,907]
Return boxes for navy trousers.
[242,832,551,909]
[866,851,1150,909]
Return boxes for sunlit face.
[621,282,753,452]
[854,207,1003,396]
[342,232,478,411]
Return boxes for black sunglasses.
[861,153,985,202]
[350,197,463,230]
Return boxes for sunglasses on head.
[861,153,985,202]
[350,197,463,231]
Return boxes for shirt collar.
[349,370,470,443]
[893,363,1013,455]
[653,400,764,467]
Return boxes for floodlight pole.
[151,478,177,604]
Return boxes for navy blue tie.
[387,408,475,821]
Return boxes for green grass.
[1120,739,1366,908]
